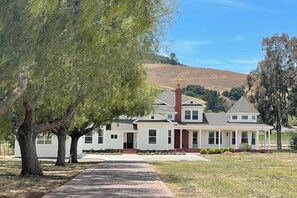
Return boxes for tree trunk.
[17,128,43,176]
[276,102,282,150]
[55,128,67,166]
[69,131,81,163]
[16,100,43,176]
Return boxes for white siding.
[136,122,175,150]
[15,135,83,158]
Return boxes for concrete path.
[80,153,208,162]
[43,161,175,198]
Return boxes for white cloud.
[199,0,248,8]
[233,35,244,41]
[200,60,223,65]
[174,40,211,53]
[230,59,260,65]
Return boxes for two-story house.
[15,84,273,157]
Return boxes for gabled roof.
[227,96,259,114]
[157,91,205,106]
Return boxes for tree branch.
[0,68,28,116]
[36,95,82,134]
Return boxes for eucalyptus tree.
[0,0,174,174]
[246,34,297,149]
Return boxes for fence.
[0,145,14,156]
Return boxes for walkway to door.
[43,160,175,198]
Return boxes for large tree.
[246,33,297,149]
[0,0,173,174]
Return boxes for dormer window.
[151,116,155,119]
[242,116,248,120]
[192,110,198,120]
[167,114,173,119]
[185,110,191,120]
[232,115,238,120]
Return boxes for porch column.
[218,129,221,149]
[199,129,202,149]
[180,129,182,149]
[235,129,238,149]
[268,130,271,150]
[255,130,259,149]
[264,131,267,150]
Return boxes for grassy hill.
[145,63,247,91]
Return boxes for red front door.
[174,130,180,148]
[182,130,189,148]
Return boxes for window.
[168,130,172,144]
[193,131,198,145]
[149,129,156,144]
[85,132,93,144]
[151,116,154,119]
[98,129,103,144]
[242,115,248,120]
[167,114,173,119]
[216,131,222,144]
[111,134,118,139]
[232,115,238,120]
[241,132,248,143]
[185,110,191,120]
[232,131,236,145]
[208,131,215,144]
[252,132,256,145]
[252,116,256,120]
[192,110,198,120]
[37,134,52,144]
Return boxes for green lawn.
[151,152,297,198]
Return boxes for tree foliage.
[0,0,173,175]
[182,84,227,112]
[222,87,244,101]
[246,33,297,149]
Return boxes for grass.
[151,152,297,198]
[0,157,96,198]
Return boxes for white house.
[15,84,273,157]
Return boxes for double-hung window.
[241,132,248,143]
[193,131,198,147]
[85,132,93,144]
[185,110,191,120]
[251,132,256,145]
[208,131,215,144]
[149,129,157,144]
[98,129,103,144]
[37,134,52,144]
[168,130,172,144]
[192,111,198,120]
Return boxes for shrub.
[240,143,251,152]
[208,148,222,154]
[223,147,235,153]
[200,148,208,154]
[290,133,297,150]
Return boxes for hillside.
[146,64,247,91]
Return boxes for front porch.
[174,128,272,150]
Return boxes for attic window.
[190,101,193,104]
[232,116,238,120]
[242,116,248,120]
[151,116,154,119]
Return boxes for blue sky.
[161,0,297,74]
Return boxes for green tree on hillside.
[246,33,297,150]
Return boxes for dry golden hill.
[146,64,247,91]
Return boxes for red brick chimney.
[175,84,182,122]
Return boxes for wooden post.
[218,129,221,149]
[264,131,267,150]
[268,130,271,150]
[180,129,182,149]
[199,129,202,149]
[235,129,238,149]
[256,130,259,149]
